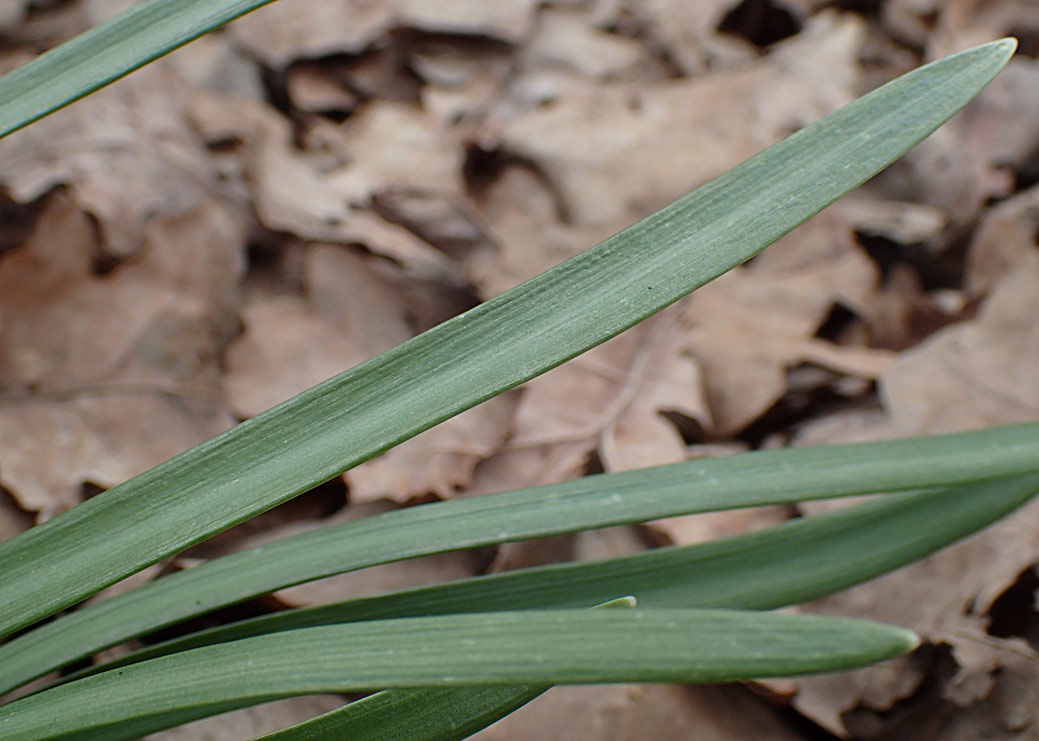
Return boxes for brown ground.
[0,1,1037,738]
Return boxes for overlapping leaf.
[0,37,1018,641]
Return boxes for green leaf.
[51,474,1039,690]
[143,475,1039,741]
[2,426,1034,695]
[0,0,278,138]
[260,687,546,741]
[0,34,1016,646]
[0,609,917,740]
[258,597,636,741]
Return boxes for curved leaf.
[2,427,1035,694]
[0,38,1016,639]
[0,609,917,740]
[54,474,1039,689]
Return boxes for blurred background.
[0,1,1037,738]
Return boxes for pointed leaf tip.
[996,37,1019,56]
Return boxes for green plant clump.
[0,2,1034,739]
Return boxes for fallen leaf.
[0,194,242,519]
[588,0,745,75]
[498,13,864,230]
[524,5,650,80]
[967,183,1039,296]
[683,208,891,435]
[0,486,32,544]
[472,684,802,741]
[880,252,1039,435]
[787,255,1039,734]
[505,310,710,476]
[231,0,540,67]
[223,245,413,417]
[0,63,219,258]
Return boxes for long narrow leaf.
[2,426,1034,694]
[260,597,638,741]
[54,474,1039,690]
[0,39,1015,638]
[261,687,546,741]
[0,0,277,138]
[0,40,1017,638]
[205,474,1039,741]
[0,609,917,740]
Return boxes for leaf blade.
[251,599,637,741]
[0,609,917,741]
[260,687,546,741]
[42,474,1039,695]
[2,427,1034,694]
[0,39,1017,638]
[0,0,278,138]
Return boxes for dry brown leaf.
[222,293,360,415]
[0,194,242,519]
[223,245,413,417]
[418,48,513,126]
[967,183,1039,296]
[345,397,517,504]
[524,6,650,79]
[589,0,746,75]
[0,0,87,49]
[839,193,948,247]
[472,684,802,741]
[0,487,32,544]
[164,32,265,99]
[466,164,611,299]
[0,63,218,259]
[0,3,25,28]
[647,506,794,549]
[880,251,1039,435]
[683,208,891,435]
[251,100,476,273]
[918,0,1039,60]
[598,326,709,472]
[463,439,595,498]
[788,496,1039,735]
[497,12,863,229]
[285,61,361,116]
[0,398,233,521]
[786,253,1039,734]
[857,263,962,352]
[505,310,711,475]
[878,25,1039,225]
[896,648,1039,741]
[184,90,457,275]
[310,101,464,211]
[231,0,539,67]
[573,524,648,562]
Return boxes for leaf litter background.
[1,0,1038,738]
